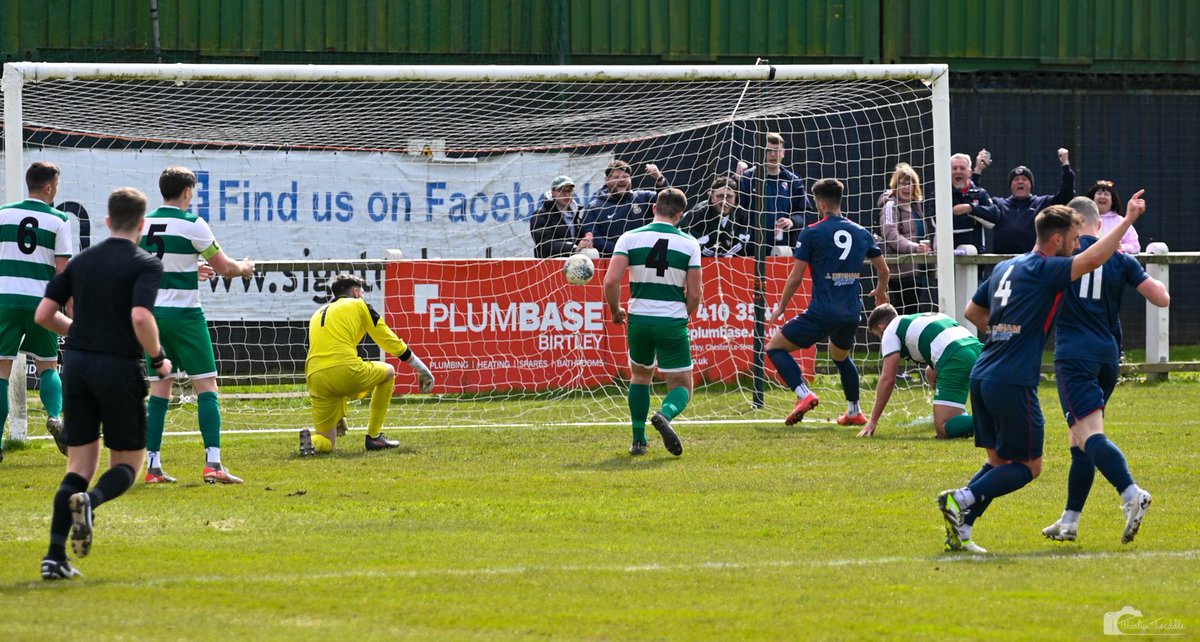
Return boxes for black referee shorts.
[62,350,148,451]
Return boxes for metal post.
[1145,251,1170,382]
[150,0,163,63]
[2,64,28,443]
[929,65,955,316]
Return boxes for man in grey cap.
[977,148,1076,254]
[530,174,592,258]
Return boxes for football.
[563,253,595,285]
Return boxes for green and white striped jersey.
[139,206,221,317]
[0,199,73,310]
[880,312,981,368]
[612,221,701,325]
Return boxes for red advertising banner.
[383,257,813,393]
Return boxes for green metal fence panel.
[885,0,1200,72]
[1,0,1198,70]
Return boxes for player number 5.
[145,223,168,260]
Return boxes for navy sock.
[832,357,860,403]
[1085,433,1135,495]
[767,348,805,390]
[961,463,994,526]
[1065,445,1096,512]
[967,462,1034,505]
[88,464,136,508]
[47,472,89,562]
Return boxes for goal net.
[2,63,952,435]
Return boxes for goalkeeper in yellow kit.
[300,275,434,455]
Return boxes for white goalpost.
[2,62,952,435]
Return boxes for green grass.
[0,380,1197,640]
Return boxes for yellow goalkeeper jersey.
[305,296,409,376]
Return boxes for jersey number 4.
[994,265,1016,307]
[646,238,670,277]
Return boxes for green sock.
[198,391,222,449]
[628,383,650,443]
[0,378,7,442]
[661,386,690,420]
[146,395,169,452]
[945,413,975,439]
[39,370,63,417]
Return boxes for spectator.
[738,132,813,256]
[530,175,591,258]
[950,151,999,252]
[978,148,1076,254]
[582,161,667,257]
[1087,179,1140,254]
[683,176,750,258]
[878,163,934,315]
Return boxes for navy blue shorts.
[1054,359,1119,427]
[970,378,1044,461]
[780,313,857,351]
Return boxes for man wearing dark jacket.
[950,152,1000,252]
[530,175,590,258]
[683,176,750,258]
[582,161,668,257]
[980,148,1076,255]
[738,132,813,257]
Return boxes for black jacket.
[530,193,583,259]
[682,200,750,257]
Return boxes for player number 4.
[994,265,1016,307]
[1078,266,1103,300]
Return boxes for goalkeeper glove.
[406,354,435,394]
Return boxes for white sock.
[147,451,161,470]
[1119,484,1141,504]
[205,447,221,466]
[953,488,976,509]
[794,382,811,397]
[959,523,973,541]
[1061,510,1081,525]
[847,401,861,416]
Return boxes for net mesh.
[4,70,942,430]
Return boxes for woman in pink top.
[1086,179,1141,253]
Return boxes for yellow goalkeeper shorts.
[307,361,393,432]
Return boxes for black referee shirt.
[43,237,163,359]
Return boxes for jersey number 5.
[145,223,168,260]
[646,238,670,277]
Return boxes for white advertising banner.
[2,149,612,320]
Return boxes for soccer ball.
[563,253,595,285]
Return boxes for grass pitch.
[0,378,1197,640]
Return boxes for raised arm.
[207,249,255,279]
[1072,190,1145,281]
[1050,148,1076,205]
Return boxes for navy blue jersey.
[970,251,1074,386]
[794,215,882,323]
[1054,236,1148,364]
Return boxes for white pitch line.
[15,416,810,442]
[21,548,1199,590]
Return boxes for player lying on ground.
[300,274,434,455]
[858,304,981,439]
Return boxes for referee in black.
[35,187,172,580]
